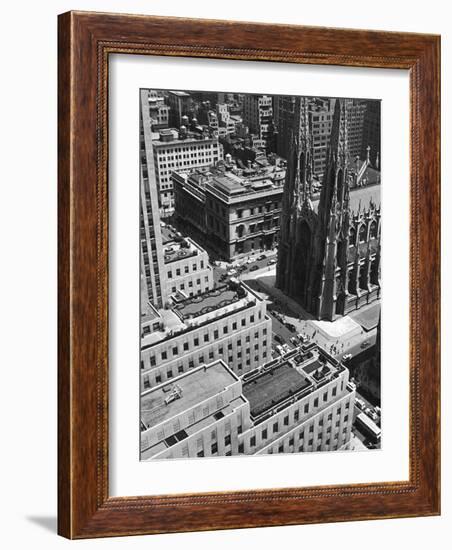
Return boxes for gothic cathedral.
[276,97,381,321]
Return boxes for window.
[250,435,256,447]
[238,443,244,453]
[223,326,228,334]
[262,428,267,440]
[172,346,178,356]
[188,360,194,369]
[178,365,184,373]
[197,450,204,457]
[294,410,299,422]
[211,443,218,454]
[150,356,156,366]
[161,351,167,360]
[167,369,173,379]
[289,437,294,446]
[214,330,219,339]
[304,403,309,414]
[194,337,199,346]
[204,333,209,342]
[224,434,231,446]
[183,342,189,351]
[156,374,162,384]
[232,322,237,330]
[314,397,319,407]
[323,391,328,402]
[273,422,278,433]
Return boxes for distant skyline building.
[277,97,381,321]
[140,344,356,459]
[242,94,276,153]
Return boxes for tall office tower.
[140,90,168,308]
[346,99,367,159]
[140,344,356,459]
[277,97,381,321]
[167,90,192,128]
[274,95,296,159]
[242,94,276,153]
[361,100,381,168]
[309,98,335,179]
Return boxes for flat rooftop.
[173,284,244,320]
[163,240,198,264]
[141,360,237,429]
[243,363,311,419]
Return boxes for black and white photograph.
[139,88,381,460]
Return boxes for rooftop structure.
[173,284,248,321]
[141,360,238,430]
[243,363,311,420]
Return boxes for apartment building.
[242,94,276,152]
[152,128,223,212]
[140,281,272,391]
[140,344,356,459]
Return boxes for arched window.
[348,226,356,247]
[359,224,367,243]
[336,169,344,203]
[369,221,378,239]
[299,152,305,180]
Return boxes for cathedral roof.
[347,183,381,213]
[312,183,380,214]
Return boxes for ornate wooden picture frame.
[58,11,440,539]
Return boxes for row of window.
[145,314,266,365]
[167,262,207,279]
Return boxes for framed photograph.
[58,11,440,539]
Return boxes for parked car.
[250,264,259,271]
[257,254,266,261]
[274,334,284,345]
[343,353,353,361]
[290,336,299,346]
[267,258,277,265]
[285,322,297,333]
[227,269,237,276]
[276,345,285,356]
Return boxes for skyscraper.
[140,90,168,308]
